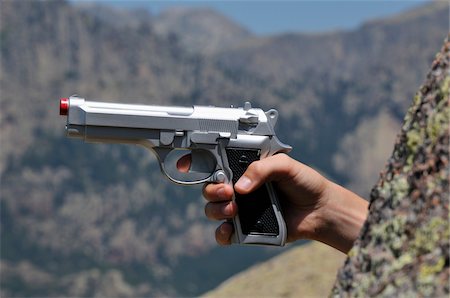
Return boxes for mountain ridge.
[154,6,252,55]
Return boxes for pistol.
[59,95,291,246]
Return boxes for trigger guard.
[154,148,218,185]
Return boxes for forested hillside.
[0,1,448,296]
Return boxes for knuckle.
[203,183,230,202]
[204,202,221,220]
[274,153,291,165]
[247,160,262,174]
[273,153,295,177]
[202,184,218,201]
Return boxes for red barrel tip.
[60,98,69,116]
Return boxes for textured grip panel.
[226,149,279,236]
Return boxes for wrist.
[311,181,369,253]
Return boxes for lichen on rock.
[331,36,450,297]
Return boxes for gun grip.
[225,149,287,246]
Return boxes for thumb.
[234,154,294,194]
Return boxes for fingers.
[203,154,296,246]
[176,154,191,173]
[205,201,237,220]
[203,183,236,220]
[203,183,234,245]
[215,222,233,245]
[203,183,234,202]
[234,153,295,194]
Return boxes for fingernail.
[235,176,252,190]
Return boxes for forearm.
[313,181,369,253]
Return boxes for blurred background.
[0,0,448,297]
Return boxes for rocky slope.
[332,36,449,298]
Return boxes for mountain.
[154,7,252,55]
[0,1,448,297]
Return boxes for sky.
[91,0,432,35]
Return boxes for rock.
[332,36,449,297]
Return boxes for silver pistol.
[59,95,292,246]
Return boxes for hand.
[202,154,368,253]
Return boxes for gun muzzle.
[60,98,69,116]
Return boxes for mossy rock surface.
[332,37,450,297]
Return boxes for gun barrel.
[60,96,274,139]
